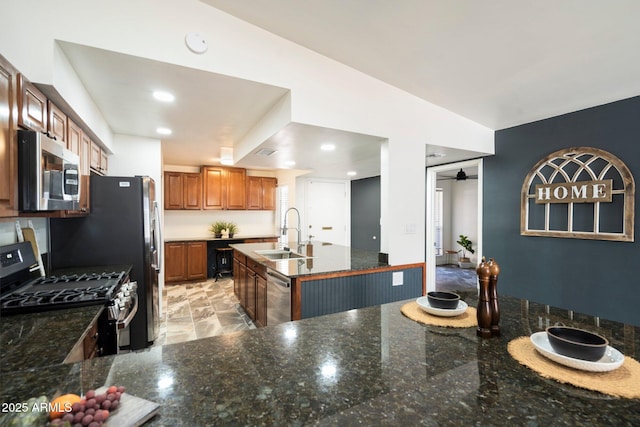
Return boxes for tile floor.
[155,277,255,346]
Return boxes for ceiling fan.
[438,168,478,181]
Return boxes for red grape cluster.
[48,385,125,427]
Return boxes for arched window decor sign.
[521,147,635,242]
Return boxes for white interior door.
[306,180,348,245]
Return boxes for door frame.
[425,158,483,292]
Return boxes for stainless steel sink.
[254,249,308,260]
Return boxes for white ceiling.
[59,1,640,179]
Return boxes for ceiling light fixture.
[320,144,336,151]
[284,160,296,166]
[156,127,172,135]
[347,171,357,176]
[153,90,175,103]
[220,147,234,165]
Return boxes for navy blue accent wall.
[351,176,381,251]
[484,96,640,326]
[301,267,423,319]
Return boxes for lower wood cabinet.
[165,241,208,283]
[233,251,267,326]
[233,251,267,327]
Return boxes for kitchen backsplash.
[0,218,49,251]
[163,210,276,239]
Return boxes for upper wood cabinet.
[47,100,67,144]
[90,140,108,175]
[0,54,18,217]
[203,166,246,210]
[67,118,81,155]
[247,176,277,210]
[62,119,90,216]
[17,73,47,132]
[164,171,202,210]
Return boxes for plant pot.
[228,233,234,238]
[214,233,222,238]
[458,258,474,268]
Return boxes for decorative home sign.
[521,147,635,241]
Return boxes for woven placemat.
[508,336,640,399]
[400,301,477,328]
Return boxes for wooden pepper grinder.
[487,258,500,337]
[476,257,492,338]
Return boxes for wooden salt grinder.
[476,257,492,338]
[487,258,500,337]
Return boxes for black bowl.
[546,326,608,361]
[427,291,460,310]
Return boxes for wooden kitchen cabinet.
[0,54,18,217]
[164,171,202,210]
[62,119,90,216]
[17,73,47,132]
[203,166,246,210]
[186,241,208,280]
[164,241,208,283]
[245,268,256,320]
[47,100,67,144]
[233,250,248,312]
[90,140,108,175]
[247,176,277,210]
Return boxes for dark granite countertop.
[230,241,387,278]
[0,305,103,373]
[1,292,639,425]
[0,264,131,373]
[164,235,279,243]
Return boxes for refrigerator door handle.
[152,200,162,273]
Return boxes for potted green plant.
[209,221,227,238]
[226,222,238,238]
[456,234,475,268]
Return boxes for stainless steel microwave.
[18,130,80,212]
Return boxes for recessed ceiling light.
[321,144,336,151]
[347,171,357,176]
[153,91,175,103]
[220,147,234,165]
[156,127,172,135]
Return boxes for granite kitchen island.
[1,292,639,426]
[230,241,425,322]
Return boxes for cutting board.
[95,387,160,427]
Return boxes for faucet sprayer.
[282,207,302,247]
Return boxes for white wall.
[450,180,479,264]
[0,0,494,266]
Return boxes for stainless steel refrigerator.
[49,175,161,351]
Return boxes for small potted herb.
[226,222,238,238]
[209,221,227,238]
[456,234,475,268]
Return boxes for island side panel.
[295,264,424,320]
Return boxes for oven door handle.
[117,292,139,330]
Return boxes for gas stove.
[0,242,128,315]
[0,271,125,314]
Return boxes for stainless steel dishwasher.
[266,268,291,326]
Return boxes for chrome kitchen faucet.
[282,207,302,247]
